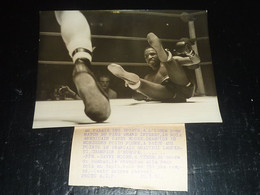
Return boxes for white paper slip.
[69,124,188,191]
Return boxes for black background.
[1,1,259,194]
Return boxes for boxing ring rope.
[83,10,207,18]
[38,60,212,66]
[40,32,209,43]
[38,61,147,66]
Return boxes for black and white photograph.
[2,2,260,194]
[33,10,222,129]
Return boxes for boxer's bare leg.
[108,63,175,100]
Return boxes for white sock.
[72,52,92,63]
[128,81,141,90]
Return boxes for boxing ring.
[38,10,211,95]
[34,10,222,129]
[33,97,222,129]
